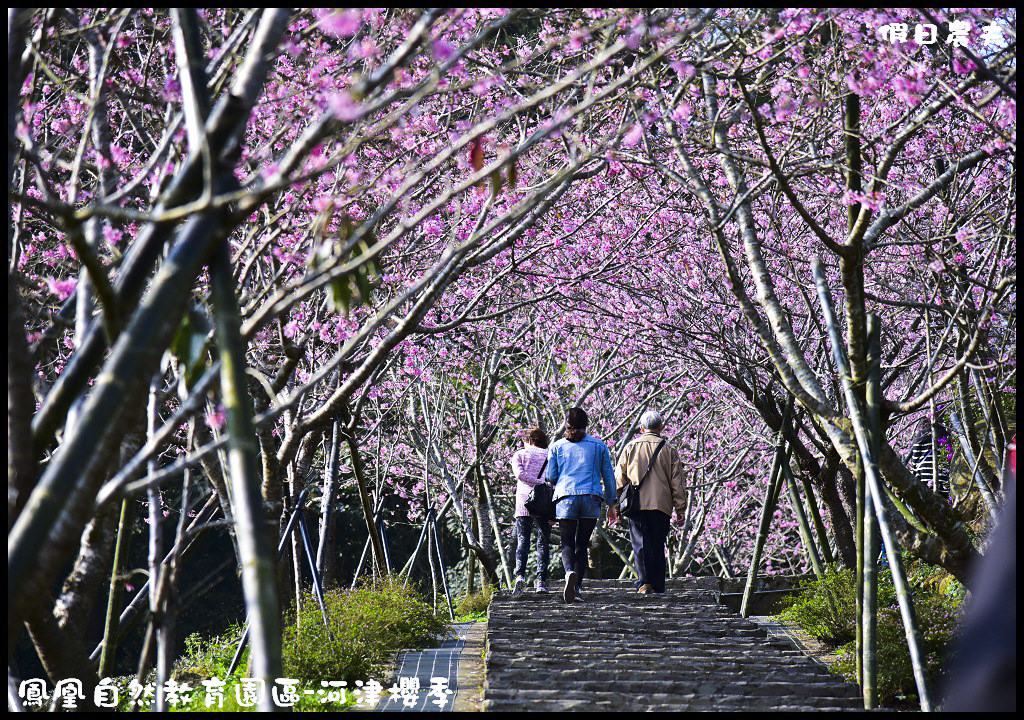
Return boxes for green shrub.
[831,589,963,705]
[455,587,492,621]
[283,577,450,684]
[170,627,347,712]
[777,566,865,646]
[777,563,964,706]
[179,623,246,681]
[168,578,449,711]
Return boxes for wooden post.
[813,258,934,711]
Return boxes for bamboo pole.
[426,519,439,609]
[288,467,304,620]
[949,410,999,521]
[341,412,388,577]
[425,455,438,606]
[799,472,835,566]
[145,374,167,711]
[315,421,340,576]
[479,467,514,588]
[352,536,371,589]
[855,442,864,687]
[862,314,882,709]
[89,495,218,663]
[784,461,823,577]
[813,258,933,711]
[970,370,1005,494]
[596,525,637,577]
[740,401,792,617]
[881,483,930,533]
[401,516,431,585]
[98,497,133,677]
[712,544,734,578]
[378,513,394,574]
[972,370,1007,470]
[431,509,456,620]
[296,508,330,633]
[211,240,282,709]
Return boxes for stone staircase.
[484,578,862,712]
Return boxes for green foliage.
[777,563,964,706]
[282,577,450,684]
[777,566,870,646]
[180,622,246,680]
[455,587,492,622]
[832,586,963,706]
[168,304,211,393]
[167,625,350,712]
[167,579,448,711]
[308,211,382,317]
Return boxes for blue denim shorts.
[555,494,603,520]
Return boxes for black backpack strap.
[537,458,549,484]
[635,439,667,490]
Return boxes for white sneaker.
[512,577,526,596]
[564,571,579,603]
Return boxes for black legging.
[559,518,597,590]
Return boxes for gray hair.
[640,409,664,432]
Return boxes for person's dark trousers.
[628,510,671,593]
[514,516,551,581]
[558,518,597,590]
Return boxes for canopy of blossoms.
[7,8,1014,707]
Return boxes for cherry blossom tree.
[7,7,1014,707]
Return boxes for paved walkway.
[374,622,485,712]
[485,577,862,712]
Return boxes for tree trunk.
[53,500,120,637]
[24,598,99,710]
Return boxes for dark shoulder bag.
[524,458,556,520]
[617,439,666,519]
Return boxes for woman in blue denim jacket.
[546,407,617,603]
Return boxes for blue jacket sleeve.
[546,446,558,483]
[600,443,616,504]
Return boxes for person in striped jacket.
[905,417,950,498]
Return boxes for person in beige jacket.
[608,409,687,594]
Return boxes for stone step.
[484,576,862,712]
[487,642,813,659]
[487,664,840,684]
[486,675,860,696]
[483,688,861,711]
